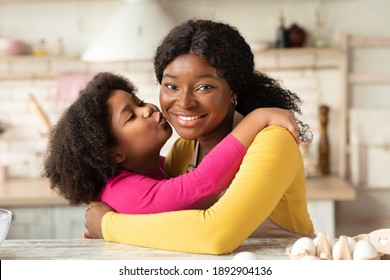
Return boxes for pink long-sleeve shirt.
[98,134,245,214]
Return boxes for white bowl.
[0,208,12,247]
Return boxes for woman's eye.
[165,84,178,91]
[196,85,213,92]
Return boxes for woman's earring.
[233,100,237,107]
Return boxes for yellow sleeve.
[163,138,195,178]
[102,126,312,254]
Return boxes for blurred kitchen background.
[0,0,389,240]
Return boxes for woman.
[85,19,315,254]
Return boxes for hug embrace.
[44,19,315,255]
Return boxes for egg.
[232,251,259,260]
[353,239,378,260]
[290,237,316,256]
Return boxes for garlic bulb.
[353,240,379,260]
[286,229,388,260]
[314,231,333,260]
[313,231,334,249]
[332,236,353,260]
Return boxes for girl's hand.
[260,108,301,144]
[231,108,301,149]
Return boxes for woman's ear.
[231,92,238,106]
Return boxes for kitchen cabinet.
[0,179,87,239]
[340,33,390,187]
[6,205,86,239]
[332,34,390,235]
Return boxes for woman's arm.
[101,108,300,214]
[86,127,313,254]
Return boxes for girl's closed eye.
[126,101,145,122]
[126,113,135,122]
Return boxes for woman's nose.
[176,91,196,109]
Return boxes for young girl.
[43,72,299,214]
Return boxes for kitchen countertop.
[304,175,356,201]
[0,238,294,260]
[0,175,356,207]
[0,178,66,206]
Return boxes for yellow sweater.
[102,126,314,254]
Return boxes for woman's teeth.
[178,115,202,121]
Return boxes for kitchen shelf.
[253,47,341,71]
[0,48,342,81]
[254,47,340,55]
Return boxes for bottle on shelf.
[32,39,47,56]
[312,0,330,48]
[275,10,288,48]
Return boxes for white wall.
[1,0,390,54]
[1,0,390,108]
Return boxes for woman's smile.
[170,111,208,127]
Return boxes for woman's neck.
[197,110,236,163]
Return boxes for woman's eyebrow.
[162,73,221,80]
[194,73,221,80]
[162,73,176,79]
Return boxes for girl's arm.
[101,134,245,213]
[101,108,299,214]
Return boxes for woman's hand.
[84,201,113,239]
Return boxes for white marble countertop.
[0,238,294,260]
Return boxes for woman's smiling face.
[159,53,236,141]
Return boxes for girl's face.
[159,53,236,142]
[108,89,172,170]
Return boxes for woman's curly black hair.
[154,19,312,142]
[43,72,137,205]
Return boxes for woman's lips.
[170,112,207,127]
